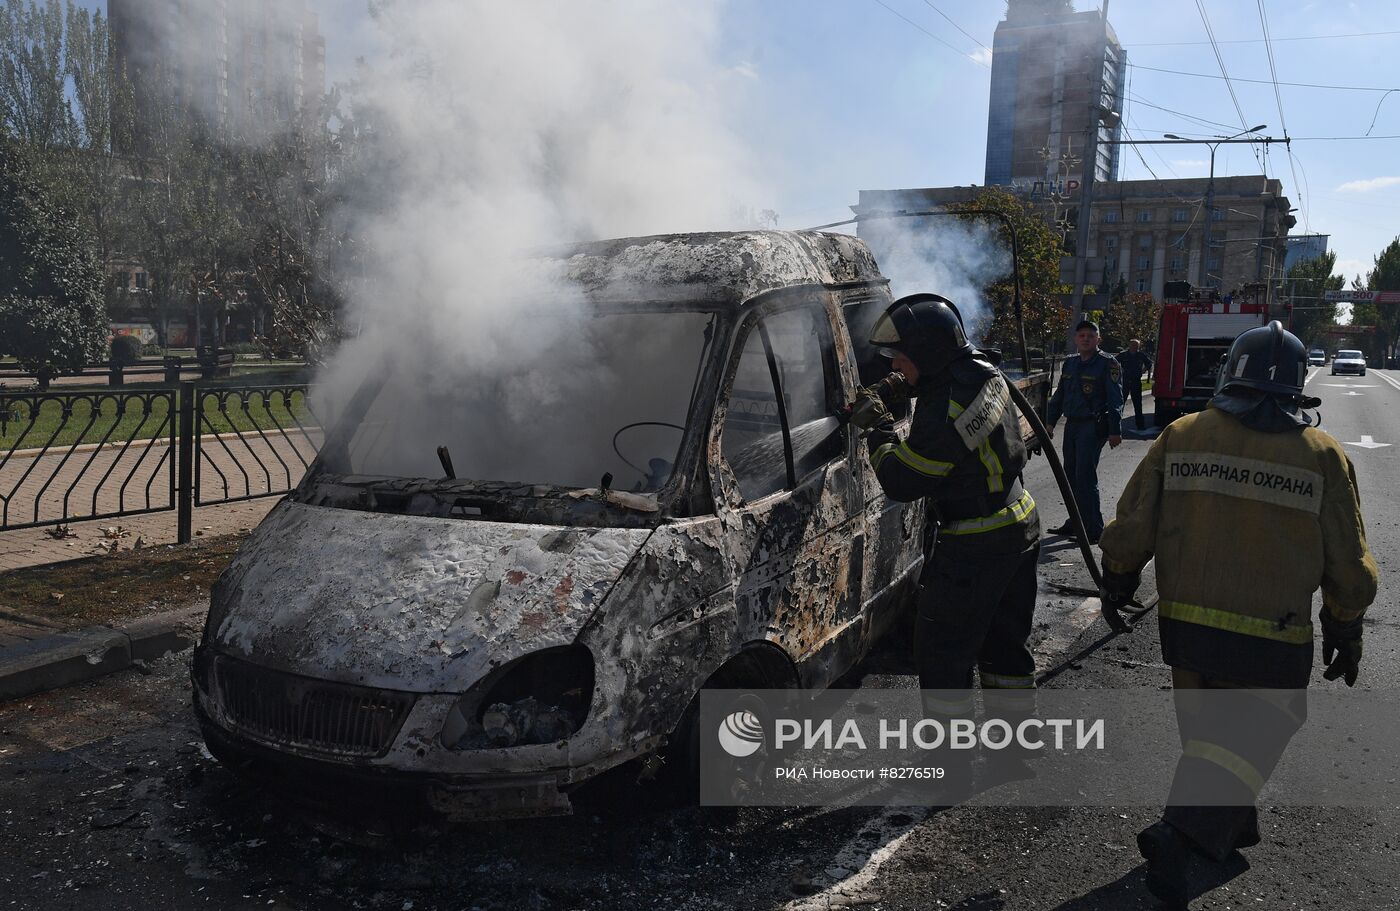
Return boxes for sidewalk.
[0,497,275,572]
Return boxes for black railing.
[0,382,320,542]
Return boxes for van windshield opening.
[337,311,715,492]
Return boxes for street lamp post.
[1164,125,1266,287]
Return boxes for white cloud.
[730,61,759,80]
[1334,258,1370,282]
[1171,159,1208,168]
[969,47,993,66]
[1336,176,1400,193]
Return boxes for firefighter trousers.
[1161,668,1307,861]
[913,534,1041,708]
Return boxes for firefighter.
[1045,320,1124,544]
[1097,321,1378,909]
[850,293,1041,773]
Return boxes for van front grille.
[211,656,414,758]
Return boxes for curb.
[0,603,206,702]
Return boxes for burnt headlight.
[440,645,595,750]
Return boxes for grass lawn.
[0,534,241,628]
[0,387,317,451]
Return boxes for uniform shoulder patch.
[953,375,1010,450]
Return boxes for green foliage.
[943,186,1072,361]
[0,138,106,371]
[1355,238,1400,359]
[109,333,142,365]
[0,0,74,148]
[1099,279,1161,351]
[1283,250,1343,347]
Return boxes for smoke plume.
[310,0,765,485]
[858,215,1012,342]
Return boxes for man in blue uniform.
[1117,338,1153,433]
[1045,320,1123,544]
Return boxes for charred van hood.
[210,501,650,692]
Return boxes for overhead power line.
[1194,0,1264,170]
[1128,29,1400,48]
[1125,92,1241,133]
[869,0,990,67]
[1257,0,1308,232]
[918,0,991,53]
[1128,62,1399,93]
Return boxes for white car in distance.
[1331,349,1367,376]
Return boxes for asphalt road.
[0,378,1396,911]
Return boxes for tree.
[1352,238,1400,363]
[0,138,106,371]
[1098,278,1161,352]
[1282,250,1342,348]
[944,186,1073,361]
[0,0,74,149]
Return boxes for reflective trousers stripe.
[923,694,975,716]
[1159,599,1313,645]
[1183,739,1266,797]
[979,670,1035,689]
[941,490,1036,536]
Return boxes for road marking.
[1305,368,1321,387]
[1321,383,1377,388]
[1371,370,1400,393]
[1342,391,1366,396]
[1344,435,1392,450]
[784,806,928,910]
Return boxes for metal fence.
[0,382,320,543]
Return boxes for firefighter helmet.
[1216,320,1307,398]
[869,293,974,378]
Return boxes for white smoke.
[857,215,1012,343]
[312,0,762,486]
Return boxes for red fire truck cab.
[1152,283,1272,427]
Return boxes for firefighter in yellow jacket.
[1098,321,1378,909]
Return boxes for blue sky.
[89,1,1400,284]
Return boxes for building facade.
[853,175,1294,299]
[109,0,325,145]
[985,0,1126,188]
[1089,176,1294,297]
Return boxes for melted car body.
[192,230,1045,819]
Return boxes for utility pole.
[1066,1,1114,343]
[1163,127,1268,287]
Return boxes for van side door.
[711,294,866,689]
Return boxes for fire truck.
[1152,281,1272,427]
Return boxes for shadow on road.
[1047,851,1249,910]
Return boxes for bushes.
[110,334,143,365]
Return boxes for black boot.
[1137,821,1191,909]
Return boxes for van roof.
[552,230,888,309]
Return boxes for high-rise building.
[109,0,326,146]
[984,0,1126,188]
[1284,235,1330,271]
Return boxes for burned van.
[192,230,1041,819]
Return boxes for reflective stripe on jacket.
[870,356,1037,549]
[1099,406,1378,647]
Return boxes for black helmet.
[869,293,975,379]
[1216,320,1307,398]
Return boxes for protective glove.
[1098,567,1139,635]
[846,385,895,431]
[1321,610,1364,687]
[873,371,916,405]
